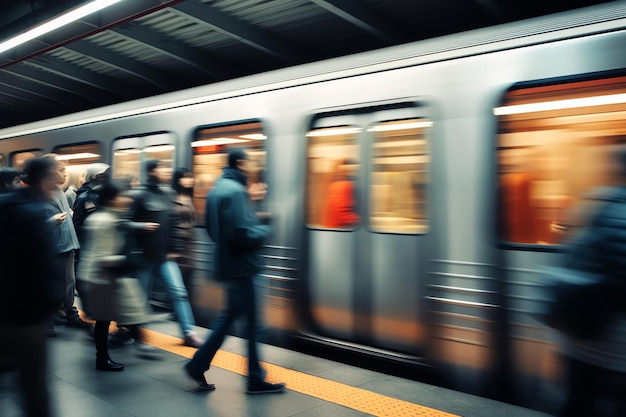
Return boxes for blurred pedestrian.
[183,147,285,394]
[72,163,111,321]
[42,154,90,333]
[0,157,62,417]
[171,168,197,293]
[557,146,626,417]
[79,182,161,371]
[64,166,86,208]
[129,159,203,348]
[0,167,22,193]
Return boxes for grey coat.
[78,209,149,325]
[46,188,80,254]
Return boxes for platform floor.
[1,313,553,417]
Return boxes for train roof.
[0,0,616,132]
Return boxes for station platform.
[1,313,552,417]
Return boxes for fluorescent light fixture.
[192,138,247,147]
[55,152,100,161]
[144,145,175,152]
[494,93,626,116]
[0,0,123,54]
[367,121,433,132]
[240,134,267,140]
[306,127,362,137]
[114,149,142,155]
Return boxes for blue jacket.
[205,168,270,280]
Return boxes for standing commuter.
[171,168,197,297]
[0,167,23,193]
[72,163,111,321]
[64,166,86,208]
[0,157,62,417]
[183,147,286,394]
[129,159,203,348]
[557,147,626,417]
[79,182,161,371]
[42,154,91,332]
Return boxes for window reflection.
[113,148,142,186]
[369,119,430,234]
[306,126,360,229]
[192,121,266,222]
[11,150,42,170]
[497,76,626,245]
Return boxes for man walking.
[184,147,285,394]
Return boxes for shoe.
[246,380,286,394]
[96,358,124,372]
[183,363,215,391]
[135,343,161,360]
[183,334,204,348]
[52,313,67,325]
[109,328,134,345]
[66,316,92,329]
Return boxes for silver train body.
[2,3,626,412]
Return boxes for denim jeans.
[137,260,196,337]
[187,276,265,383]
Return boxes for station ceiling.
[0,0,615,130]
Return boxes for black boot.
[94,320,124,371]
[96,356,124,372]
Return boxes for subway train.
[2,2,626,412]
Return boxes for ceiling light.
[192,138,247,147]
[306,127,362,137]
[494,93,626,116]
[367,121,433,132]
[55,152,100,161]
[0,0,123,54]
[144,145,175,152]
[240,134,267,140]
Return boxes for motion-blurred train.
[2,2,626,412]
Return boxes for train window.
[306,125,361,229]
[0,154,3,167]
[112,133,176,186]
[11,150,42,170]
[368,119,430,234]
[53,143,101,186]
[113,148,142,185]
[192,121,266,222]
[496,75,626,245]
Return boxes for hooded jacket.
[205,167,270,280]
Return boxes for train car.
[1,2,626,412]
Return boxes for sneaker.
[246,380,286,395]
[109,328,134,345]
[183,363,215,391]
[51,313,67,325]
[183,334,204,348]
[135,343,161,360]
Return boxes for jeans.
[137,260,196,337]
[187,276,265,383]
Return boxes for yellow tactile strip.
[142,328,460,417]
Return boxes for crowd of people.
[0,147,285,417]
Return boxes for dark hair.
[0,167,20,193]
[98,182,121,207]
[227,147,248,169]
[172,167,193,196]
[144,158,161,175]
[21,157,57,188]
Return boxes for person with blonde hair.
[64,166,86,208]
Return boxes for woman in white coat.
[78,182,159,371]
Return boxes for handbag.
[534,266,614,340]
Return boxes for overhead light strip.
[0,0,123,54]
[493,93,626,116]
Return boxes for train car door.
[304,104,432,356]
[495,74,626,407]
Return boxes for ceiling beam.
[172,1,307,63]
[309,0,404,44]
[0,71,74,108]
[60,40,174,90]
[2,62,118,105]
[25,55,147,98]
[108,21,234,80]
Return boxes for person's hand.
[143,222,160,232]
[248,182,267,201]
[52,212,67,225]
